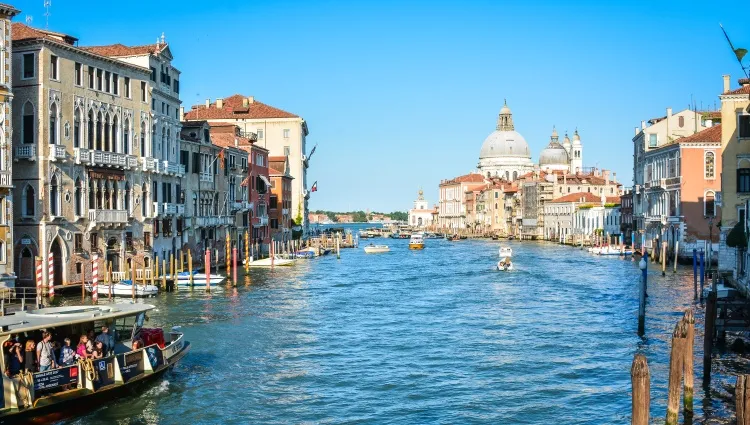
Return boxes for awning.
[259,175,272,187]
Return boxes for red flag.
[311,181,318,192]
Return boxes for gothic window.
[111,115,119,153]
[704,191,716,217]
[512,171,517,180]
[104,114,112,152]
[705,151,715,179]
[96,112,103,150]
[142,183,148,217]
[75,178,83,216]
[124,182,131,213]
[112,183,119,209]
[22,102,34,144]
[89,179,96,209]
[140,122,146,156]
[22,185,34,216]
[88,110,95,149]
[49,103,58,145]
[123,118,130,155]
[74,108,81,148]
[49,175,59,217]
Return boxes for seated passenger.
[58,338,76,366]
[76,335,89,359]
[91,341,104,360]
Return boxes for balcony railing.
[163,161,185,177]
[88,209,128,226]
[141,157,158,173]
[75,148,137,169]
[177,204,185,215]
[161,203,177,215]
[200,173,213,183]
[151,201,159,218]
[0,170,11,188]
[254,216,269,227]
[15,145,36,160]
[50,145,66,161]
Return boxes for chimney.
[603,169,610,182]
[247,96,254,104]
[205,98,210,108]
[234,137,239,148]
[723,74,731,93]
[242,98,248,108]
[179,106,184,122]
[634,126,639,136]
[216,98,223,109]
[613,172,617,184]
[641,120,647,130]
[666,107,672,119]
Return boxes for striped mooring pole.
[92,254,99,304]
[35,257,43,307]
[47,251,55,299]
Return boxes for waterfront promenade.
[55,238,734,424]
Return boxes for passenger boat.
[497,258,513,271]
[0,303,189,424]
[498,246,513,258]
[174,271,226,286]
[86,280,158,297]
[364,244,390,254]
[409,232,425,250]
[598,246,634,256]
[294,250,316,259]
[247,256,295,267]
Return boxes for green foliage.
[727,220,747,249]
[603,203,619,208]
[295,201,303,225]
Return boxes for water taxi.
[409,232,425,250]
[174,271,227,287]
[0,303,189,424]
[364,244,390,254]
[247,256,295,267]
[497,258,513,271]
[85,280,158,297]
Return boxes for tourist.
[76,335,89,359]
[95,325,114,355]
[24,340,36,372]
[91,341,104,360]
[36,332,57,371]
[6,343,22,377]
[86,330,95,356]
[58,338,76,366]
[131,339,143,350]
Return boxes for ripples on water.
[61,240,739,424]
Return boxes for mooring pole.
[638,254,648,337]
[703,291,717,388]
[665,319,687,425]
[683,309,695,417]
[699,250,705,300]
[693,249,698,300]
[631,354,650,425]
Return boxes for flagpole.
[720,23,749,78]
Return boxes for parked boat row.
[587,245,634,256]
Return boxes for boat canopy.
[0,304,154,336]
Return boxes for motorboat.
[498,246,513,258]
[0,303,189,423]
[598,246,634,256]
[497,258,513,271]
[248,256,295,267]
[86,280,158,297]
[295,250,316,259]
[409,232,425,250]
[174,271,226,286]
[364,244,390,254]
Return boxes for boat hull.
[408,243,424,250]
[364,246,390,253]
[497,261,513,271]
[248,258,295,267]
[86,283,158,297]
[175,274,226,286]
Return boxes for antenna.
[43,0,51,29]
[25,15,32,25]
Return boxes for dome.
[479,130,531,159]
[539,142,569,166]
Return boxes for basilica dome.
[539,127,569,167]
[478,102,531,160]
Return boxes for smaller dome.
[572,129,582,145]
[539,142,569,166]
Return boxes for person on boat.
[58,338,76,366]
[86,330,95,356]
[131,339,144,350]
[91,341,104,360]
[24,340,36,372]
[95,325,114,355]
[36,332,58,371]
[6,342,23,377]
[76,335,90,359]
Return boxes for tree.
[727,220,747,249]
[388,211,408,221]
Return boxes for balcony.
[50,145,66,161]
[195,216,230,227]
[15,145,36,161]
[282,208,289,216]
[161,203,177,215]
[0,170,11,188]
[141,157,158,173]
[254,216,269,227]
[163,161,185,177]
[88,209,128,227]
[75,148,137,169]
[200,173,213,183]
[177,204,185,215]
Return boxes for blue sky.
[15,0,750,212]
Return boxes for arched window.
[140,122,146,156]
[96,112,103,150]
[505,171,510,181]
[21,185,34,216]
[74,108,81,148]
[87,110,95,149]
[74,177,82,216]
[49,175,59,216]
[112,115,119,153]
[679,116,685,128]
[104,114,112,152]
[141,183,148,217]
[124,182,130,213]
[705,191,716,217]
[705,151,715,179]
[102,183,109,209]
[49,103,58,145]
[22,101,34,144]
[112,182,119,209]
[512,171,517,180]
[161,128,166,160]
[123,118,130,155]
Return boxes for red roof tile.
[209,133,250,150]
[675,123,722,144]
[268,156,287,163]
[440,173,485,185]
[12,23,77,44]
[726,79,750,95]
[81,43,167,57]
[549,192,621,205]
[185,94,299,120]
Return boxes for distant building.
[335,214,353,223]
[437,173,485,229]
[268,156,294,241]
[408,189,433,228]
[620,189,633,245]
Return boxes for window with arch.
[111,115,119,153]
[104,114,112,152]
[74,177,83,217]
[705,191,716,217]
[679,116,685,128]
[123,118,130,155]
[74,108,82,148]
[22,185,35,217]
[22,102,34,144]
[140,123,146,156]
[124,182,131,213]
[89,179,96,209]
[739,167,750,193]
[705,151,715,179]
[96,112,103,150]
[87,110,95,149]
[49,175,60,217]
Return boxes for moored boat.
[497,258,513,271]
[0,303,189,424]
[409,232,425,250]
[174,271,226,286]
[247,256,295,267]
[86,280,158,297]
[364,244,390,254]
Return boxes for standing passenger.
[36,332,57,371]
[24,340,36,372]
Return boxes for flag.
[308,144,317,159]
[240,174,251,187]
[736,48,748,62]
[218,149,225,169]
[311,181,317,192]
[720,23,749,77]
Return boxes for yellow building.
[718,75,750,276]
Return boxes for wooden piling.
[665,319,687,425]
[170,253,175,288]
[161,259,167,290]
[107,262,113,300]
[150,257,156,288]
[631,354,650,425]
[638,254,647,337]
[683,309,695,415]
[205,249,211,293]
[232,247,237,287]
[703,291,717,387]
[188,249,194,287]
[170,253,174,284]
[155,256,160,288]
[673,241,679,273]
[81,261,86,303]
[735,375,750,425]
[662,242,667,276]
[131,261,136,301]
[244,231,249,271]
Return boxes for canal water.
[60,238,738,424]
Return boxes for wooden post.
[638,253,647,337]
[735,375,750,425]
[631,354,650,425]
[244,231,249,271]
[232,247,237,287]
[336,237,340,259]
[703,291,717,388]
[107,262,113,300]
[205,249,211,293]
[673,241,679,273]
[161,259,167,291]
[662,241,667,276]
[226,233,230,273]
[188,249,194,287]
[81,260,86,303]
[665,319,687,425]
[150,257,156,288]
[170,253,174,284]
[683,309,695,416]
[155,256,160,288]
[699,250,705,299]
[692,249,698,299]
[131,260,136,301]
